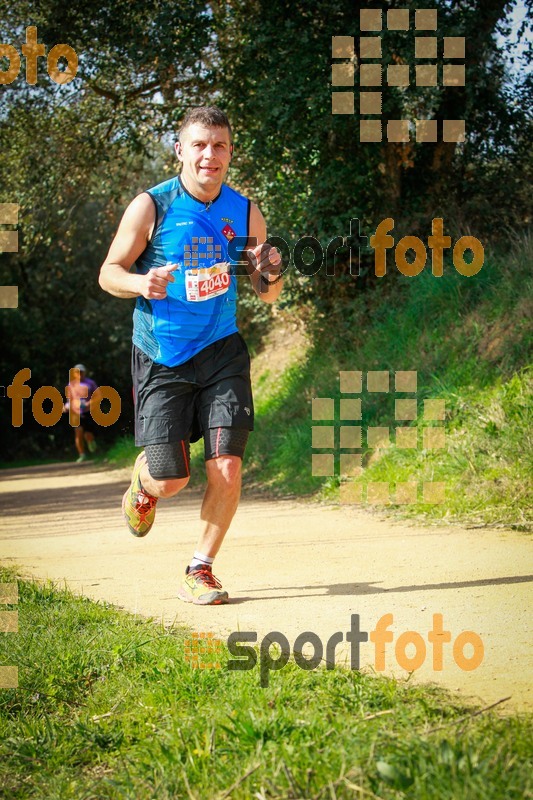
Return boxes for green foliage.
[0,568,531,798]
[215,0,532,263]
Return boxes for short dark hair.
[178,106,233,143]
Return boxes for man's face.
[176,123,232,197]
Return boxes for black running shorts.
[78,413,97,435]
[132,332,254,447]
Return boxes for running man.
[99,106,283,605]
[64,364,98,463]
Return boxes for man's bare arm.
[99,193,177,300]
[244,202,283,304]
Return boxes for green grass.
[242,233,533,527]
[337,368,532,528]
[0,568,531,799]
[103,435,139,467]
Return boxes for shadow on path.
[232,574,533,602]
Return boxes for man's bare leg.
[85,431,97,453]
[139,465,189,499]
[197,455,242,557]
[177,455,241,604]
[139,455,241,551]
[75,427,85,455]
[122,454,188,537]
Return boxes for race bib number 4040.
[185,263,231,302]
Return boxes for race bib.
[185,263,231,302]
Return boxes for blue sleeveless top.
[132,176,250,366]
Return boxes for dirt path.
[1,462,531,712]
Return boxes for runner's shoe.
[122,451,158,537]
[178,565,229,605]
[76,453,88,463]
[87,439,97,454]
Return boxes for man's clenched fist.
[246,243,282,279]
[141,263,178,300]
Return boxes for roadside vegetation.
[1,568,531,800]
[244,235,532,530]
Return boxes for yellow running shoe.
[122,451,158,537]
[178,565,229,605]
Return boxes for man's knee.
[148,475,189,498]
[206,455,242,492]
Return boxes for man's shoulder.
[146,175,182,197]
[221,182,250,204]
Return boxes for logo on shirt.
[221,217,234,224]
[222,224,237,241]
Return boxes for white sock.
[190,551,214,569]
